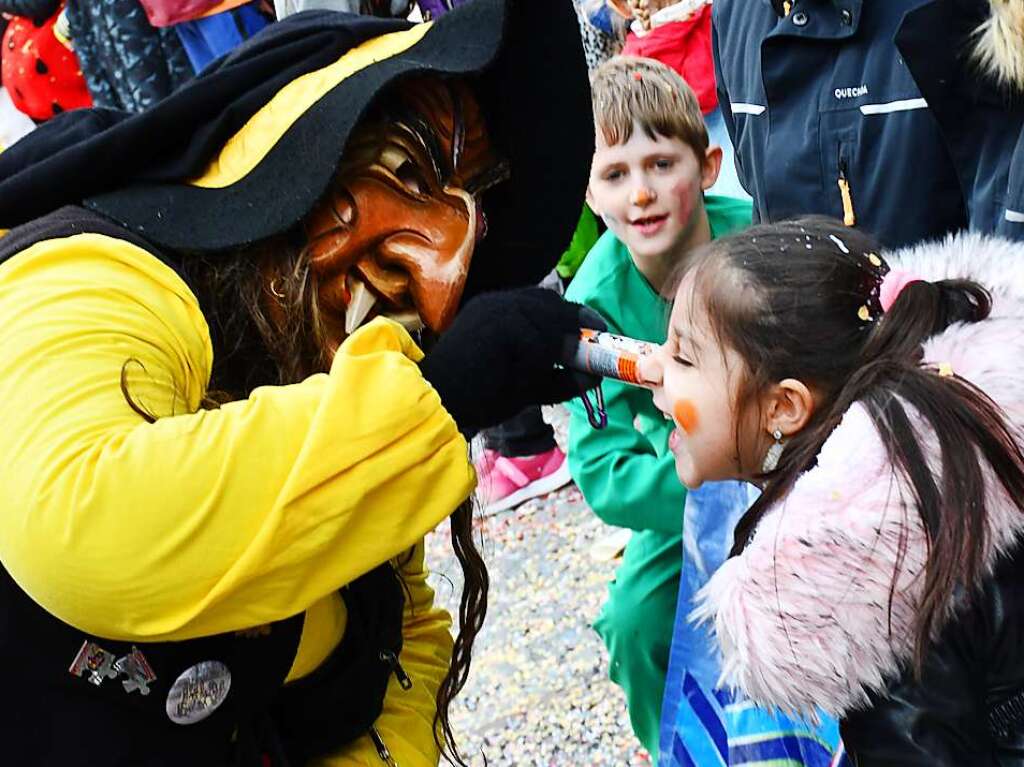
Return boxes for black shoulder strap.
[273,563,406,764]
[0,205,161,266]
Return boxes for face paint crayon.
[563,329,657,386]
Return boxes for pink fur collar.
[692,233,1024,719]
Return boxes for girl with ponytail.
[644,216,1024,764]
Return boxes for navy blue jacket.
[713,0,968,247]
[895,0,1024,241]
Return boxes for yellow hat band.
[190,21,433,190]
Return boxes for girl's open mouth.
[668,427,682,452]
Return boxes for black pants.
[481,405,555,457]
[481,269,565,458]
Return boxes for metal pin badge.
[115,646,157,695]
[165,661,232,725]
[69,640,119,686]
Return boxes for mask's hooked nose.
[414,186,477,333]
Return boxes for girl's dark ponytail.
[862,277,992,362]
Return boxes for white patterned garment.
[573,1,623,71]
[275,0,357,15]
[0,88,35,153]
[274,0,410,17]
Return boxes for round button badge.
[165,661,232,725]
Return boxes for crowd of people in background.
[0,0,459,139]
[2,1,1024,766]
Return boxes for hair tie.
[879,269,924,312]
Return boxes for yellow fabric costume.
[0,233,474,765]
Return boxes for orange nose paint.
[673,400,699,434]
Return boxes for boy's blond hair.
[591,56,709,160]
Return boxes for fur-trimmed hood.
[692,232,1024,720]
[973,0,1024,89]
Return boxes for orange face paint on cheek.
[673,400,699,435]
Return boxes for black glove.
[420,288,606,436]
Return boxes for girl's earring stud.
[762,428,784,472]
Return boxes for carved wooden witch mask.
[300,77,508,353]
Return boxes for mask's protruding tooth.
[345,277,378,335]
[383,310,425,332]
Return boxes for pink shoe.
[476,446,572,514]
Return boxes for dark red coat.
[621,3,717,115]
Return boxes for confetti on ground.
[426,407,651,766]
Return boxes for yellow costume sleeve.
[0,233,474,643]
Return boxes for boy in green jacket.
[565,56,751,758]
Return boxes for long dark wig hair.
[161,230,489,766]
[672,216,1024,672]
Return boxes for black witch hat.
[0,0,593,293]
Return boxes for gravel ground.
[425,407,651,767]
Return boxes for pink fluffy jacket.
[692,232,1024,721]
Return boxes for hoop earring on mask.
[762,428,784,472]
[269,279,286,301]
